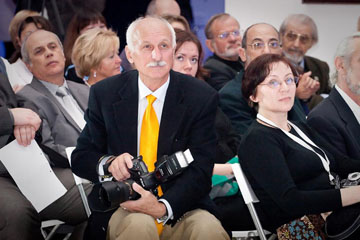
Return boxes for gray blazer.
[17,77,89,158]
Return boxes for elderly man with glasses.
[204,13,244,91]
[280,14,330,112]
[218,23,306,140]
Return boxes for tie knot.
[147,94,157,105]
[56,86,68,97]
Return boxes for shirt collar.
[138,75,170,102]
[335,84,360,123]
[39,79,68,95]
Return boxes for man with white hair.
[72,16,229,240]
[280,14,330,111]
[308,32,360,159]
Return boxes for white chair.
[41,147,91,240]
[230,163,276,240]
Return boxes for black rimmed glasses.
[259,77,299,89]
[285,31,311,44]
[247,40,281,50]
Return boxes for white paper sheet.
[0,140,67,212]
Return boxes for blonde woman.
[72,28,121,86]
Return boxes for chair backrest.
[231,163,268,240]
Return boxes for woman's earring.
[93,71,97,78]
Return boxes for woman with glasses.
[237,53,360,237]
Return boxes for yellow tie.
[139,94,164,235]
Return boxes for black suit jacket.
[72,70,219,223]
[204,55,243,91]
[307,87,360,159]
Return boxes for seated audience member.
[280,14,329,112]
[308,32,360,159]
[219,23,305,139]
[63,9,107,84]
[17,30,90,159]
[71,28,121,86]
[204,13,244,91]
[236,53,360,233]
[0,70,90,240]
[71,16,229,240]
[172,29,239,163]
[163,14,191,31]
[5,15,53,91]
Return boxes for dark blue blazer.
[308,87,360,159]
[72,70,219,223]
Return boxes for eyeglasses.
[217,30,241,39]
[259,77,299,89]
[247,41,281,51]
[285,31,311,45]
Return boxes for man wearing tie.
[17,29,89,159]
[71,16,229,240]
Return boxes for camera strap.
[257,114,334,183]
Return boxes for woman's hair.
[242,54,298,108]
[63,10,106,67]
[71,28,119,79]
[10,15,53,63]
[174,29,209,80]
[162,14,191,32]
[8,10,40,63]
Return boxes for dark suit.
[204,55,244,91]
[219,69,306,139]
[17,77,89,159]
[0,73,89,240]
[308,87,360,159]
[72,70,218,224]
[303,55,331,109]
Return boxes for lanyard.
[257,113,334,183]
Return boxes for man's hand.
[108,153,134,181]
[120,182,167,219]
[295,71,320,100]
[13,125,36,146]
[10,108,41,131]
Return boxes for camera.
[88,149,194,211]
[341,172,360,188]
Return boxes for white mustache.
[146,61,167,67]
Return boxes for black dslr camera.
[89,150,194,211]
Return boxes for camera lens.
[99,181,133,209]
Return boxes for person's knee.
[185,210,229,240]
[109,212,158,239]
[0,201,41,239]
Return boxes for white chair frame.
[230,163,276,240]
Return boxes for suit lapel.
[330,89,360,148]
[158,71,187,156]
[30,78,81,132]
[67,81,87,111]
[112,72,138,155]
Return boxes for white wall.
[225,0,360,75]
